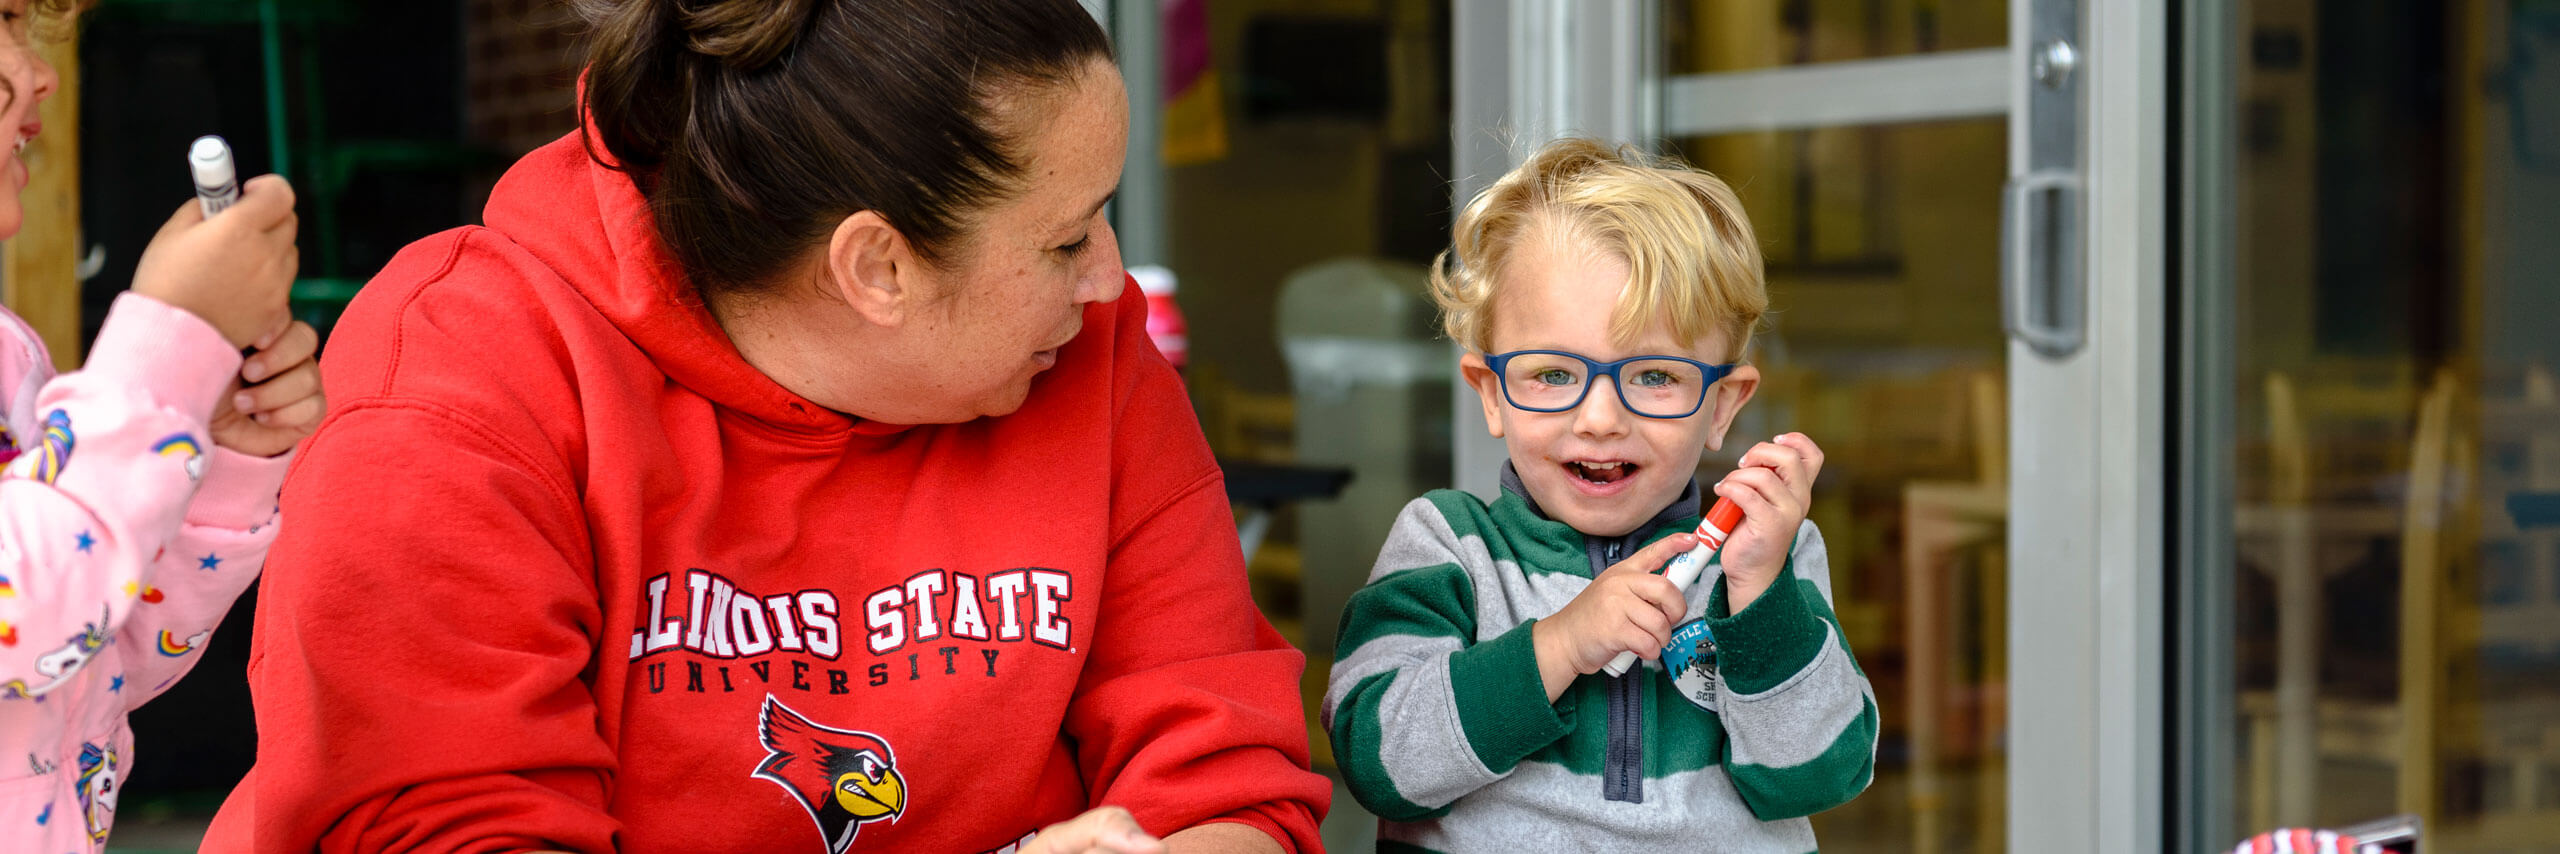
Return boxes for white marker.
[189,135,238,218]
[1600,494,1747,677]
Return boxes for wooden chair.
[2396,368,2462,829]
[1901,369,2009,854]
[2238,366,2473,834]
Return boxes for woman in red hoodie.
[200,1,1328,852]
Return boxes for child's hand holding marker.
[1583,433,1826,679]
[149,133,318,457]
[1711,432,1826,612]
[1533,531,1701,699]
[132,139,298,350]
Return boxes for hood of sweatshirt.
[480,127,1071,438]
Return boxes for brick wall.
[466,0,582,156]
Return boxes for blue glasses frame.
[1483,349,1737,420]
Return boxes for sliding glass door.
[2178,0,2560,849]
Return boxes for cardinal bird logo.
[753,695,908,853]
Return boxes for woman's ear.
[1703,364,1760,452]
[826,210,916,327]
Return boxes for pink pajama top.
[0,293,287,852]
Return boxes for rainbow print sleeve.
[115,444,288,709]
[0,293,243,703]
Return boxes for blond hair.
[1429,137,1766,362]
[0,0,89,111]
[27,0,89,40]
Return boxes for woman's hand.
[1021,806,1167,854]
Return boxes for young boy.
[1325,138,1876,851]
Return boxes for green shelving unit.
[101,0,506,329]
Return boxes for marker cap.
[1699,497,1746,548]
[189,135,235,192]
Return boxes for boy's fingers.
[1614,617,1663,660]
[1640,607,1678,644]
[1741,471,1802,519]
[1619,532,1698,573]
[1629,611,1673,651]
[1629,604,1667,634]
[1739,463,1796,493]
[1627,575,1686,622]
[1756,455,1810,498]
[1739,440,1791,464]
[1776,432,1826,475]
[1723,466,1786,501]
[1738,444,1800,482]
[1717,477,1780,521]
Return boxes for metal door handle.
[2002,168,2085,359]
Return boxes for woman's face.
[0,0,59,240]
[896,60,1131,422]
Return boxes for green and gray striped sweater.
[1324,466,1877,852]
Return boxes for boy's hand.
[210,320,324,458]
[132,174,299,348]
[1712,432,1825,613]
[1531,531,1700,701]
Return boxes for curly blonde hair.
[1,0,88,110]
[1429,137,1767,362]
[28,0,88,40]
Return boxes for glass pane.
[1667,0,2008,75]
[2199,0,2560,848]
[1670,118,2009,854]
[1149,2,1455,850]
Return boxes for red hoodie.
[201,131,1329,853]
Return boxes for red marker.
[1600,483,1750,677]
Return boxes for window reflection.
[2215,0,2560,848]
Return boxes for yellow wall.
[3,36,81,370]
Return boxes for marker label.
[190,135,239,218]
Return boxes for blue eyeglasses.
[1483,349,1736,419]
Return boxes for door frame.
[2017,0,2171,850]
[1448,1,2174,849]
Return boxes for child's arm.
[112,446,285,708]
[0,294,242,697]
[1325,496,1585,821]
[118,318,319,708]
[1705,521,1879,820]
